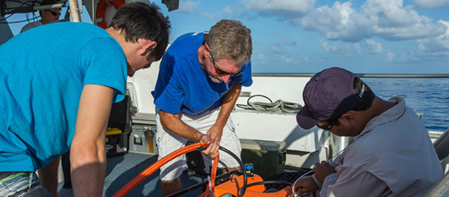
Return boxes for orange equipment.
[113,142,300,197]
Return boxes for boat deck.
[58,152,208,197]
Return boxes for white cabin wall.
[237,77,309,106]
[126,58,161,125]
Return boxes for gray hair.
[207,20,252,66]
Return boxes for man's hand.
[205,124,223,155]
[207,124,223,143]
[200,134,219,158]
[313,161,336,183]
[294,176,319,194]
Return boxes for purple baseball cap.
[296,67,362,129]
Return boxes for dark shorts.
[0,171,52,197]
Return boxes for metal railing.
[253,73,449,78]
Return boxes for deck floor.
[58,152,208,197]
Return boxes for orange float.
[96,0,124,29]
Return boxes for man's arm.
[294,176,319,194]
[70,85,114,197]
[321,170,392,197]
[206,83,241,155]
[294,161,336,194]
[159,110,216,157]
[207,83,241,142]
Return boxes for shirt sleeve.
[79,37,127,103]
[321,169,392,197]
[232,61,252,87]
[153,53,184,114]
[312,174,324,189]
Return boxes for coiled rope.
[236,95,302,113]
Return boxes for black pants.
[61,151,72,188]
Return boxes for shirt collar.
[357,96,406,138]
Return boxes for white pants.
[155,108,242,181]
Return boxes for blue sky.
[6,0,449,74]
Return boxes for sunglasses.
[209,51,245,77]
[316,118,340,130]
[47,10,61,16]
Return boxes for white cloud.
[385,51,411,62]
[413,21,449,60]
[279,32,296,45]
[386,52,395,62]
[354,43,362,54]
[304,56,309,62]
[319,40,351,55]
[222,5,254,19]
[365,39,382,53]
[240,0,315,17]
[238,0,448,42]
[414,0,449,9]
[282,55,295,63]
[223,6,238,16]
[235,0,449,62]
[385,50,433,62]
[199,11,220,20]
[362,0,447,40]
[271,44,286,54]
[258,53,267,64]
[294,1,370,42]
[178,1,199,14]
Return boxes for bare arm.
[159,110,204,142]
[205,83,241,153]
[159,110,214,155]
[70,85,114,197]
[214,83,241,135]
[37,156,61,197]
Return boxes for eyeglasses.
[209,51,245,77]
[316,122,335,130]
[46,10,61,16]
[316,118,340,130]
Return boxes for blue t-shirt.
[0,22,127,171]
[152,32,253,115]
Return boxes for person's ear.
[341,113,356,126]
[138,39,157,56]
[204,43,212,55]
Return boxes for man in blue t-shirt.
[0,2,170,196]
[152,19,252,196]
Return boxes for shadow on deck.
[58,153,208,197]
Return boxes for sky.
[5,0,449,74]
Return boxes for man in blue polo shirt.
[0,2,170,196]
[152,19,252,196]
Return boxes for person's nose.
[221,74,231,83]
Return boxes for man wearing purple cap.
[294,67,442,196]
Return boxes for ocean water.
[363,78,449,132]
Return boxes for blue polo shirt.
[152,32,253,115]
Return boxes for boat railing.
[253,73,449,78]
